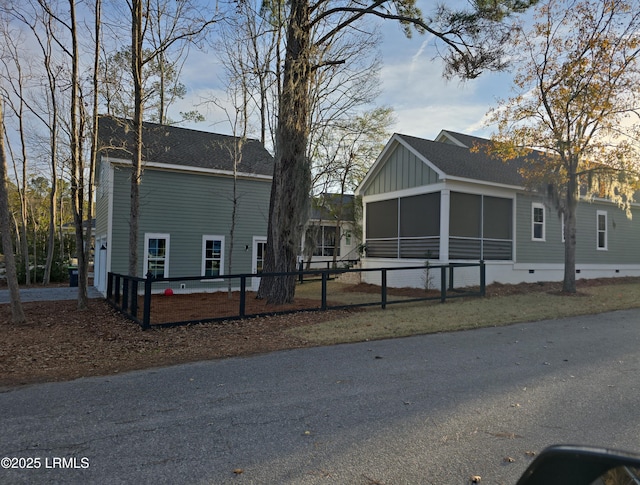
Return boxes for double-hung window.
[202,236,225,277]
[597,211,607,250]
[532,203,545,241]
[145,233,169,278]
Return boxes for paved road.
[0,286,102,304]
[1,309,639,484]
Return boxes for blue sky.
[376,21,514,140]
[172,2,520,143]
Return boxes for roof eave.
[442,175,525,191]
[103,156,273,181]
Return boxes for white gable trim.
[442,174,525,192]
[434,130,467,147]
[356,134,445,195]
[102,156,272,181]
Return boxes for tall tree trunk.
[16,102,30,286]
[43,93,58,285]
[85,0,102,290]
[69,0,89,309]
[43,176,57,284]
[562,172,578,293]
[129,0,144,277]
[0,102,26,323]
[227,138,240,298]
[41,13,59,285]
[258,0,312,304]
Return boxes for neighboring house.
[356,130,640,287]
[94,115,273,294]
[300,193,360,268]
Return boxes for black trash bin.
[68,267,78,287]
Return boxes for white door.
[251,237,267,291]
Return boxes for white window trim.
[532,203,546,241]
[144,233,170,278]
[597,210,608,250]
[202,235,225,278]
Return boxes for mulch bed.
[147,291,325,325]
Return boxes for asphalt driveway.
[0,286,102,304]
[1,308,639,484]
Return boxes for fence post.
[131,279,138,319]
[122,277,129,313]
[142,272,153,330]
[440,266,447,303]
[448,265,454,290]
[239,276,246,318]
[480,260,486,297]
[114,274,121,305]
[298,260,304,284]
[381,269,387,309]
[321,271,327,311]
[107,272,113,299]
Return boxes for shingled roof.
[395,132,527,187]
[98,115,274,177]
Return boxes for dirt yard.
[1,277,638,388]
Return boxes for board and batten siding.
[515,193,640,265]
[363,143,439,196]
[110,165,270,277]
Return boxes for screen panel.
[400,192,440,237]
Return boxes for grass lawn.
[288,279,640,345]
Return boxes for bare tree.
[125,0,219,276]
[216,1,282,147]
[0,100,26,323]
[66,0,90,309]
[312,107,394,265]
[0,22,32,285]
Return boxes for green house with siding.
[94,116,273,294]
[356,130,640,287]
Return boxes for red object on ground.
[164,288,174,296]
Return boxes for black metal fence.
[106,262,485,329]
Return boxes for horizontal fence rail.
[106,262,485,329]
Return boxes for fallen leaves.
[0,299,352,387]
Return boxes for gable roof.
[310,194,356,221]
[98,115,274,177]
[396,132,527,187]
[358,130,531,195]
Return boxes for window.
[314,226,339,256]
[532,203,545,241]
[597,211,607,250]
[344,230,352,246]
[255,240,266,274]
[144,234,169,278]
[202,236,225,277]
